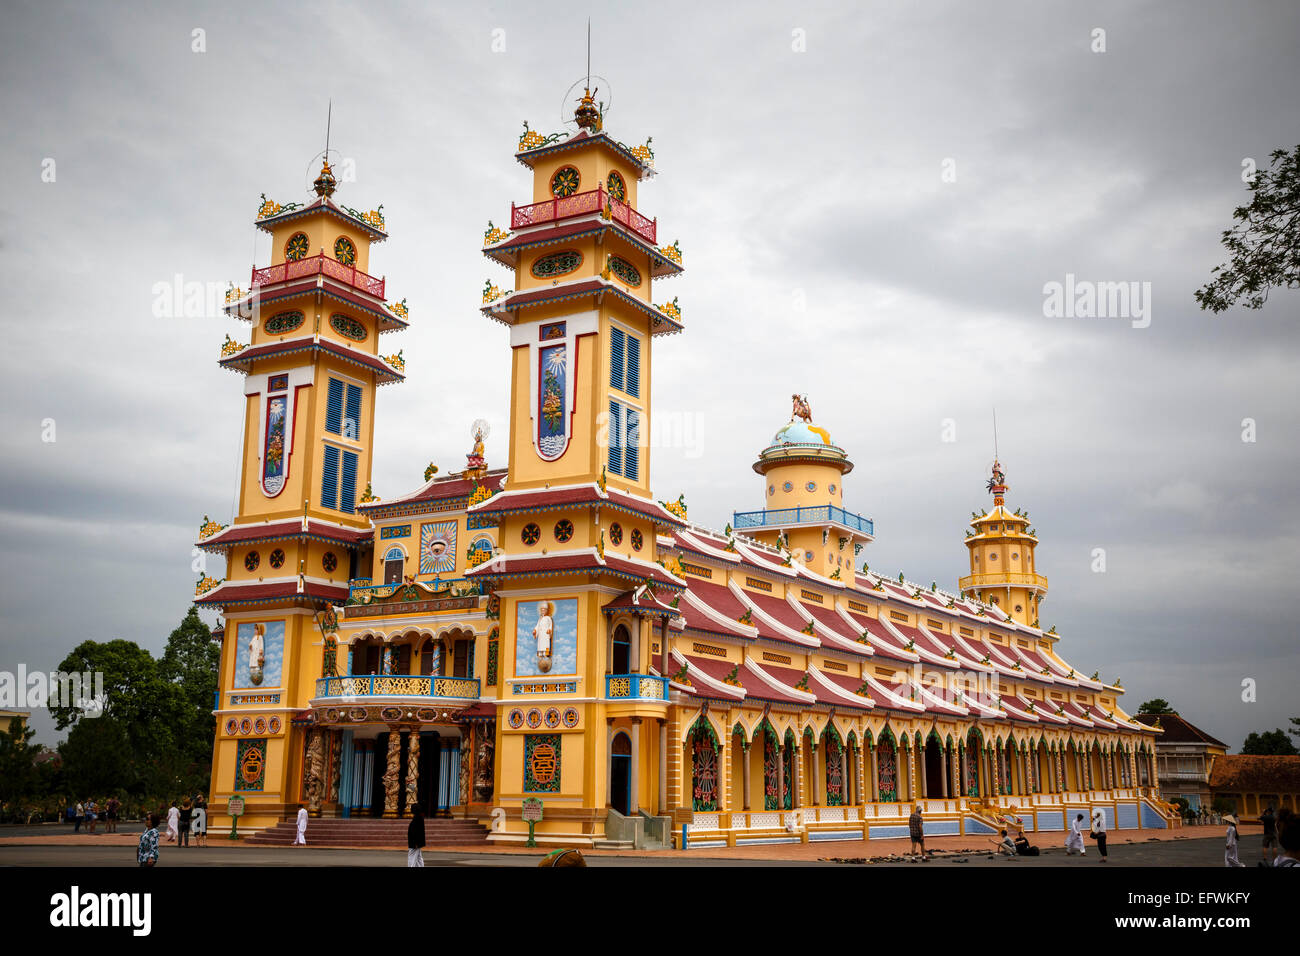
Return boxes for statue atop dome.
[791,393,812,423]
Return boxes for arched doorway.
[611,623,631,674]
[965,730,982,797]
[925,732,945,798]
[822,726,844,806]
[689,720,719,811]
[877,730,898,802]
[610,732,631,816]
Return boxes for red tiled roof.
[738,661,814,706]
[1209,755,1300,792]
[467,483,686,528]
[466,549,681,589]
[218,336,404,383]
[799,602,870,656]
[194,580,348,608]
[840,609,918,663]
[198,519,370,550]
[362,469,508,512]
[1132,713,1228,748]
[484,221,682,277]
[670,653,745,702]
[602,588,680,617]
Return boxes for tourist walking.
[407,805,426,867]
[73,801,83,834]
[293,804,308,846]
[85,798,98,834]
[1065,813,1087,856]
[137,813,161,868]
[178,799,192,848]
[908,804,928,860]
[165,800,179,843]
[1090,807,1108,862]
[192,799,207,847]
[1261,805,1278,865]
[1224,813,1245,867]
[105,796,119,833]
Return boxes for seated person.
[989,828,1018,857]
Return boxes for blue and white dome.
[771,421,834,446]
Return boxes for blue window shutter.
[344,384,362,440]
[321,444,340,509]
[325,378,344,434]
[625,408,640,481]
[607,400,623,476]
[340,450,358,514]
[626,335,640,398]
[610,326,625,391]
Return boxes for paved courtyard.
[0,823,1243,867]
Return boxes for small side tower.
[733,394,873,579]
[958,460,1048,625]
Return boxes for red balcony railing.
[510,186,656,246]
[250,254,385,299]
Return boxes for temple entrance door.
[611,625,631,673]
[925,737,944,798]
[370,731,388,817]
[610,732,632,816]
[417,731,441,817]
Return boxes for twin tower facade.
[195,90,1162,848]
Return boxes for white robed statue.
[247,623,266,686]
[533,601,554,673]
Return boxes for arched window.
[420,638,444,676]
[382,547,404,585]
[823,727,844,806]
[877,731,897,802]
[610,623,631,673]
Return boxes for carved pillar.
[858,741,868,806]
[742,740,752,811]
[605,720,614,807]
[405,729,420,816]
[776,742,786,811]
[630,718,641,815]
[305,727,325,816]
[869,743,879,803]
[381,726,402,818]
[792,744,804,809]
[919,740,928,800]
[718,725,730,812]
[811,739,821,806]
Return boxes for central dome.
[771,420,833,446]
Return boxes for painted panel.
[1116,803,1139,829]
[235,620,284,689]
[523,733,561,793]
[419,520,457,574]
[1036,809,1065,831]
[537,343,568,459]
[514,598,578,677]
[235,738,267,791]
[262,393,288,496]
[1140,801,1168,829]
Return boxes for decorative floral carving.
[220,334,244,357]
[483,221,510,245]
[198,515,226,539]
[195,575,222,596]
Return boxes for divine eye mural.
[235,620,284,689]
[514,598,578,677]
[419,520,457,575]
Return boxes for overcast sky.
[2,0,1297,751]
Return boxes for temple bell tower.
[958,460,1048,625]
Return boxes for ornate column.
[405,729,420,816]
[742,740,752,811]
[605,720,615,807]
[718,725,730,812]
[811,738,821,806]
[305,727,325,816]
[381,726,402,818]
[630,718,641,814]
[869,742,879,803]
[792,743,803,809]
[776,739,786,811]
[918,740,928,801]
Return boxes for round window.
[806,481,817,492]
[322,552,338,573]
[521,523,541,546]
[606,170,626,201]
[990,554,998,561]
[285,232,310,261]
[554,519,574,543]
[609,523,623,545]
[768,485,775,497]
[244,551,260,572]
[829,483,837,494]
[804,550,814,562]
[631,529,644,551]
[334,236,356,266]
[550,166,580,198]
[783,482,793,493]
[269,549,286,569]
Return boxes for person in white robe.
[1065,812,1086,855]
[165,801,180,843]
[294,804,308,846]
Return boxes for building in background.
[0,710,29,735]
[1210,755,1300,818]
[1133,712,1227,812]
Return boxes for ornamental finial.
[313,159,337,198]
[791,393,812,423]
[574,86,602,131]
[986,459,1008,505]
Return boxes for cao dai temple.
[195,86,1171,848]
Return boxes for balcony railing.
[958,570,1049,592]
[314,675,481,700]
[732,505,874,537]
[605,673,669,701]
[250,253,385,299]
[511,186,656,246]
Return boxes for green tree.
[1196,145,1300,312]
[59,717,133,795]
[160,608,220,773]
[0,720,41,804]
[1241,728,1299,756]
[1137,698,1174,715]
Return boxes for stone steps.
[245,817,489,847]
